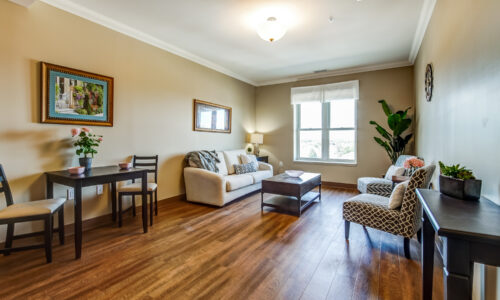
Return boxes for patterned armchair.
[357,155,416,197]
[343,164,435,258]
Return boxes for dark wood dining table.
[45,166,149,259]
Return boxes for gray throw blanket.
[184,150,220,173]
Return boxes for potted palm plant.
[438,161,482,200]
[369,100,413,164]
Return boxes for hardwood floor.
[0,187,443,299]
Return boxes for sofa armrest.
[184,167,226,206]
[258,162,273,172]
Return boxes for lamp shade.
[250,133,264,144]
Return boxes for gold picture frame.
[193,99,231,133]
[41,62,114,126]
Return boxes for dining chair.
[0,164,66,263]
[117,155,158,227]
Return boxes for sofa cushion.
[216,152,228,176]
[225,174,253,192]
[223,150,245,175]
[240,154,259,169]
[250,170,273,184]
[234,163,257,175]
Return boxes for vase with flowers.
[71,127,103,170]
[403,157,425,176]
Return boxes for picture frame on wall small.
[193,99,231,133]
[41,62,114,126]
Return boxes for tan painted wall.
[414,0,500,298]
[0,1,255,241]
[255,66,414,184]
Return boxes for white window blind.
[291,80,359,105]
[292,80,358,164]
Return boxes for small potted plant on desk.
[71,127,103,170]
[438,161,482,200]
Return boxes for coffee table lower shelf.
[261,191,320,216]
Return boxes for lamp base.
[253,144,260,156]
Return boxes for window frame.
[293,100,358,165]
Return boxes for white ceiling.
[39,0,434,86]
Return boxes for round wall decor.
[425,63,433,102]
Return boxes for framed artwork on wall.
[41,62,114,126]
[193,99,231,133]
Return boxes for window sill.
[293,159,358,167]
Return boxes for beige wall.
[255,66,414,184]
[414,0,500,298]
[0,1,255,241]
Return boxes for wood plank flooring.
[0,187,443,299]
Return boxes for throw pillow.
[388,181,409,209]
[234,163,257,175]
[239,154,259,169]
[384,165,405,180]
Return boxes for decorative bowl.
[119,162,132,169]
[68,166,85,175]
[285,170,304,177]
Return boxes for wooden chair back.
[0,164,14,206]
[133,155,159,183]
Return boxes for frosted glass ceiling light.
[257,17,287,42]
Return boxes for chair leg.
[154,189,158,216]
[58,207,65,245]
[132,195,136,217]
[51,215,55,241]
[404,237,411,259]
[344,220,350,240]
[417,229,422,244]
[149,193,153,226]
[118,193,123,227]
[44,217,53,263]
[4,223,14,256]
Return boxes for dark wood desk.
[45,166,149,259]
[417,189,500,300]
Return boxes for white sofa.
[184,149,273,207]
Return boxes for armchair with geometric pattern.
[343,164,435,258]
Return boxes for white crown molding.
[256,60,413,86]
[39,0,258,86]
[409,0,437,63]
[9,0,37,8]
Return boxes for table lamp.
[250,133,264,156]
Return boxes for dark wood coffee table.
[261,172,321,216]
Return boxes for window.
[292,80,358,164]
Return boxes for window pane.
[330,99,355,128]
[300,102,322,129]
[300,131,322,159]
[329,130,355,160]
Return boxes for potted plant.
[71,127,103,170]
[246,146,253,154]
[369,100,413,164]
[438,161,482,200]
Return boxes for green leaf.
[369,121,392,140]
[374,137,392,155]
[378,100,392,116]
[387,113,402,131]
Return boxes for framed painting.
[41,62,114,126]
[193,99,231,133]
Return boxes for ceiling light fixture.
[257,17,287,42]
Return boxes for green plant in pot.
[438,161,482,200]
[246,146,252,154]
[71,127,103,170]
[369,100,413,164]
